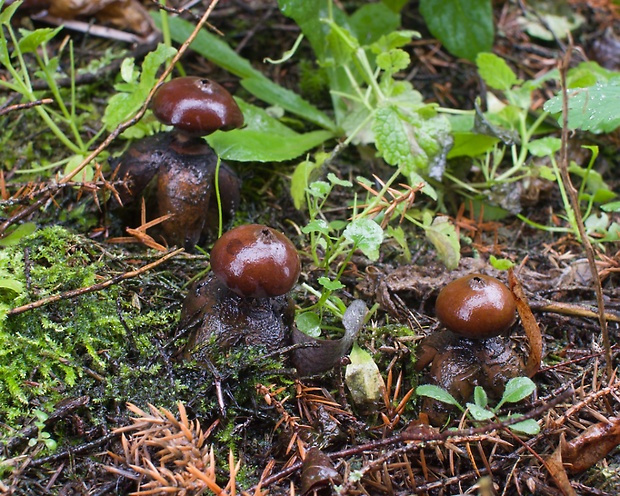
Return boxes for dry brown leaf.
[545,439,578,496]
[509,268,542,377]
[562,417,620,473]
[48,0,154,36]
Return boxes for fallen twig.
[6,248,183,316]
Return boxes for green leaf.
[290,160,322,210]
[476,52,520,91]
[349,2,400,46]
[102,44,176,131]
[17,26,63,53]
[473,386,488,408]
[602,201,620,213]
[302,219,331,236]
[496,377,536,410]
[343,218,384,261]
[206,100,334,162]
[424,214,460,270]
[209,128,333,162]
[241,77,336,131]
[448,132,499,158]
[0,223,36,247]
[544,81,620,133]
[376,49,410,75]
[371,30,420,53]
[0,276,23,294]
[318,276,345,291]
[416,385,464,411]
[0,1,21,26]
[419,0,494,61]
[327,173,352,188]
[295,312,322,337]
[467,403,495,421]
[528,137,561,157]
[489,255,514,271]
[382,0,409,13]
[508,417,540,435]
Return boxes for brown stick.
[557,39,612,378]
[529,300,620,323]
[6,248,183,316]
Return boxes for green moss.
[0,226,126,425]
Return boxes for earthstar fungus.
[113,77,244,250]
[180,225,300,354]
[417,273,524,424]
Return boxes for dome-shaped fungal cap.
[210,224,301,298]
[151,77,244,137]
[435,273,516,339]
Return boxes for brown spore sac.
[435,273,516,339]
[152,77,244,137]
[210,225,301,299]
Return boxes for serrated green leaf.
[307,181,331,198]
[544,81,620,133]
[371,30,420,53]
[376,49,410,74]
[476,52,520,90]
[425,215,460,270]
[318,276,345,291]
[416,385,464,410]
[343,218,384,261]
[373,106,418,168]
[302,219,331,235]
[419,0,493,61]
[327,173,352,188]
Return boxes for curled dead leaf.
[562,417,620,473]
[300,447,342,495]
[509,268,542,377]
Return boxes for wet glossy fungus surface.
[210,224,301,298]
[151,77,244,136]
[435,273,516,339]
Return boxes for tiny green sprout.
[416,377,540,435]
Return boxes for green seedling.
[0,1,110,176]
[416,376,540,435]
